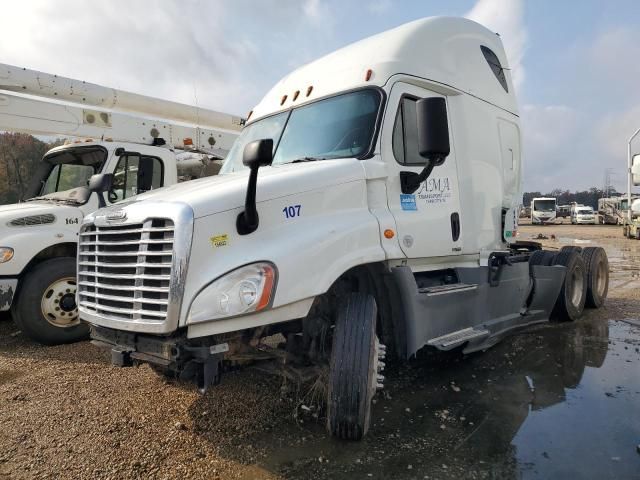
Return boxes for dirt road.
[1,224,639,479]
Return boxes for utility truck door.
[383,83,462,258]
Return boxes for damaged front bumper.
[90,325,229,392]
[0,278,17,311]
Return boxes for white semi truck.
[0,63,242,344]
[79,17,610,440]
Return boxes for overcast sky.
[2,0,639,193]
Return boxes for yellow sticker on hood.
[210,234,229,248]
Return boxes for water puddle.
[249,318,640,479]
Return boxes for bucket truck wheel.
[581,247,609,308]
[327,293,381,441]
[14,257,88,345]
[550,251,587,322]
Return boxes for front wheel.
[13,257,88,345]
[326,293,382,440]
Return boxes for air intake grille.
[77,219,174,321]
[8,214,56,227]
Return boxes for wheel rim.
[570,268,584,308]
[595,259,607,297]
[40,277,79,328]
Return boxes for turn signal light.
[384,229,395,239]
[0,247,14,263]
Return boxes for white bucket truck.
[0,63,242,344]
[80,17,609,440]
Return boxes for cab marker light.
[365,69,373,81]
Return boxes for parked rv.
[571,206,596,225]
[531,197,557,224]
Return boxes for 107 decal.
[283,205,301,219]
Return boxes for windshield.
[33,146,107,203]
[40,146,106,193]
[533,200,556,212]
[577,208,593,214]
[221,89,381,174]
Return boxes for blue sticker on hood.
[400,194,417,211]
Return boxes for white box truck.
[79,17,609,440]
[0,63,242,344]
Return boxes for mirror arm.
[400,159,439,194]
[236,167,260,235]
[96,191,107,208]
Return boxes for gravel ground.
[1,223,639,479]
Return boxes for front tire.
[327,293,380,441]
[13,257,88,345]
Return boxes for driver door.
[383,82,462,259]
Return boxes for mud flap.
[0,279,17,311]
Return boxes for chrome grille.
[77,219,174,321]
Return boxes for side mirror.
[137,156,156,192]
[88,173,114,208]
[416,97,450,165]
[237,139,273,235]
[400,97,450,194]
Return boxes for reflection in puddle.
[252,319,640,479]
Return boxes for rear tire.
[327,293,379,441]
[529,250,556,266]
[550,251,587,322]
[581,247,608,308]
[13,257,88,345]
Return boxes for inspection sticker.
[210,234,229,248]
[400,194,417,211]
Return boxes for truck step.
[419,283,478,296]
[427,327,489,349]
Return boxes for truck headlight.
[0,247,14,263]
[188,262,277,324]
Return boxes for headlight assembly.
[188,262,277,324]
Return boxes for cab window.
[392,97,425,166]
[110,154,163,202]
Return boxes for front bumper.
[575,218,596,224]
[0,278,18,311]
[90,325,227,391]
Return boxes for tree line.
[523,188,619,210]
[0,132,63,204]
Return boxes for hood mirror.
[237,139,273,235]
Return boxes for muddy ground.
[0,223,639,479]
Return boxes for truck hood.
[133,158,367,218]
[0,200,83,228]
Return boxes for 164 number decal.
[283,205,301,219]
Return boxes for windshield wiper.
[291,156,325,163]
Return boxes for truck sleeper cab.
[80,17,610,440]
